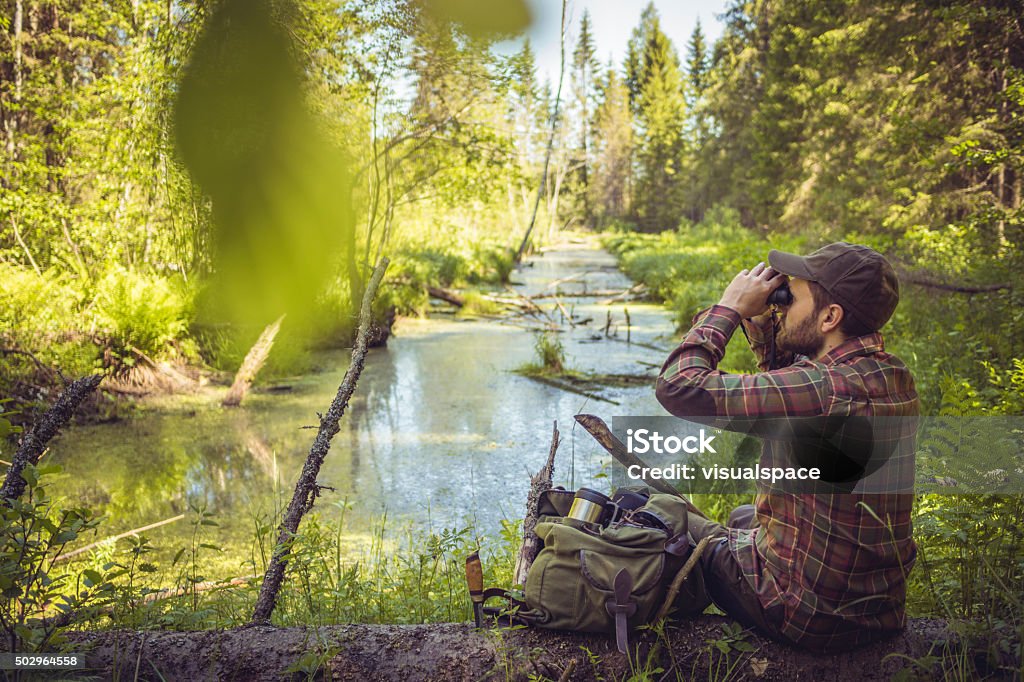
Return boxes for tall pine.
[630,8,687,231]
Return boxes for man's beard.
[778,313,824,358]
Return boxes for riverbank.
[2,237,676,633]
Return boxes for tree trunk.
[1,374,102,504]
[222,315,285,407]
[250,259,388,624]
[62,617,955,682]
[515,0,567,264]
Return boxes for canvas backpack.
[482,487,700,653]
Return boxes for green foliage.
[379,239,516,318]
[93,266,191,358]
[533,332,566,373]
[0,464,115,652]
[603,213,804,339]
[0,265,96,399]
[457,291,502,318]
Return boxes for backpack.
[482,487,701,653]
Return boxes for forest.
[0,0,1022,679]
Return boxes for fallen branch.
[54,514,186,563]
[139,575,255,604]
[520,374,619,405]
[1,374,102,505]
[553,296,576,327]
[573,413,706,517]
[0,346,66,383]
[223,315,285,407]
[543,270,596,290]
[597,283,647,305]
[513,421,559,586]
[426,285,465,307]
[505,285,555,323]
[250,258,389,625]
[129,346,196,387]
[527,289,647,301]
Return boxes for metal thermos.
[567,488,610,524]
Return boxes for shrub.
[533,332,565,372]
[93,266,191,357]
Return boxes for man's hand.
[718,262,786,319]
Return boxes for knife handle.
[465,551,484,602]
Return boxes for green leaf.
[82,569,102,587]
[20,466,38,488]
[53,530,78,544]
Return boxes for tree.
[570,9,599,224]
[624,1,660,116]
[686,20,710,101]
[630,10,688,231]
[590,63,633,224]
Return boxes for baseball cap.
[768,242,900,332]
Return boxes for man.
[656,242,918,653]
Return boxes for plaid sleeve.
[656,305,829,420]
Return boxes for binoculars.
[566,488,665,530]
[767,280,793,306]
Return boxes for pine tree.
[507,38,542,163]
[630,11,687,231]
[685,20,709,115]
[590,62,633,224]
[624,2,659,116]
[571,9,598,224]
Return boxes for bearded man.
[655,242,919,653]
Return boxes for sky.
[499,0,730,87]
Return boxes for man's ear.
[820,304,845,334]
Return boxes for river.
[46,241,681,570]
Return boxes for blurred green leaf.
[422,0,531,38]
[174,0,353,330]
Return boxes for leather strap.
[664,532,690,556]
[605,568,637,654]
[481,588,545,627]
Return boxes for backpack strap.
[481,588,547,627]
[605,568,637,654]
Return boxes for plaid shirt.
[656,305,918,652]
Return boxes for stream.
[45,241,681,569]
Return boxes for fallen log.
[527,289,648,301]
[223,315,285,407]
[62,617,958,681]
[427,285,465,307]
